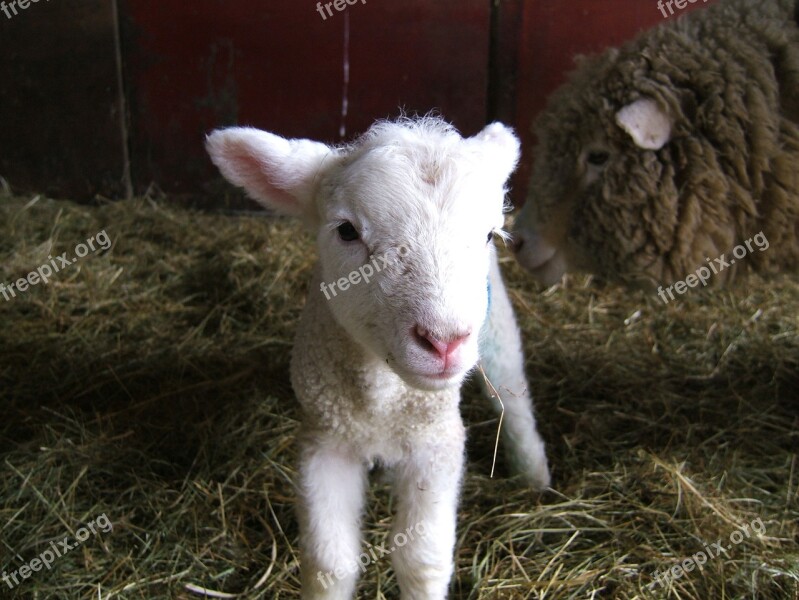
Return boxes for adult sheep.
[206,117,550,599]
[513,0,799,290]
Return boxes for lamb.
[206,116,550,599]
[512,0,799,288]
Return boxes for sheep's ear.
[615,98,672,150]
[205,127,335,219]
[469,122,521,182]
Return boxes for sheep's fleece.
[513,0,799,287]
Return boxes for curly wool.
[522,0,799,285]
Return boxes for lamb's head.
[207,117,520,391]
[512,45,748,288]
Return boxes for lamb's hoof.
[508,448,551,491]
[521,459,551,491]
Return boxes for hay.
[0,191,797,599]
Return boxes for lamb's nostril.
[413,327,435,354]
[413,326,470,358]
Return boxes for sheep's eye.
[337,221,360,242]
[486,231,494,244]
[586,150,610,167]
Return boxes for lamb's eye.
[337,221,360,242]
[586,150,610,167]
[486,231,494,244]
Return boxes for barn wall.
[0,0,128,199]
[120,0,490,198]
[0,0,719,204]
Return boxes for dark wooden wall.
[0,0,718,206]
[120,0,490,198]
[0,0,127,199]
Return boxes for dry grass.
[0,191,797,599]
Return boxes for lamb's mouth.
[385,354,458,386]
[397,364,467,391]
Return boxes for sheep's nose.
[510,236,524,253]
[413,326,470,358]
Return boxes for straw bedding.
[0,192,796,599]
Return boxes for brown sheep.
[512,0,799,290]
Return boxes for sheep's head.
[512,46,747,288]
[207,117,519,391]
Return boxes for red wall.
[0,0,719,203]
[121,0,490,196]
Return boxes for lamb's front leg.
[479,252,550,490]
[298,435,367,600]
[390,417,465,600]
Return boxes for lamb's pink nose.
[413,326,470,358]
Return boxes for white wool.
[207,117,549,599]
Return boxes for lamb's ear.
[205,127,335,219]
[469,122,521,182]
[615,98,672,150]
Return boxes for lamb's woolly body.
[514,0,799,286]
[206,116,549,600]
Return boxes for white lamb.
[206,116,549,600]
